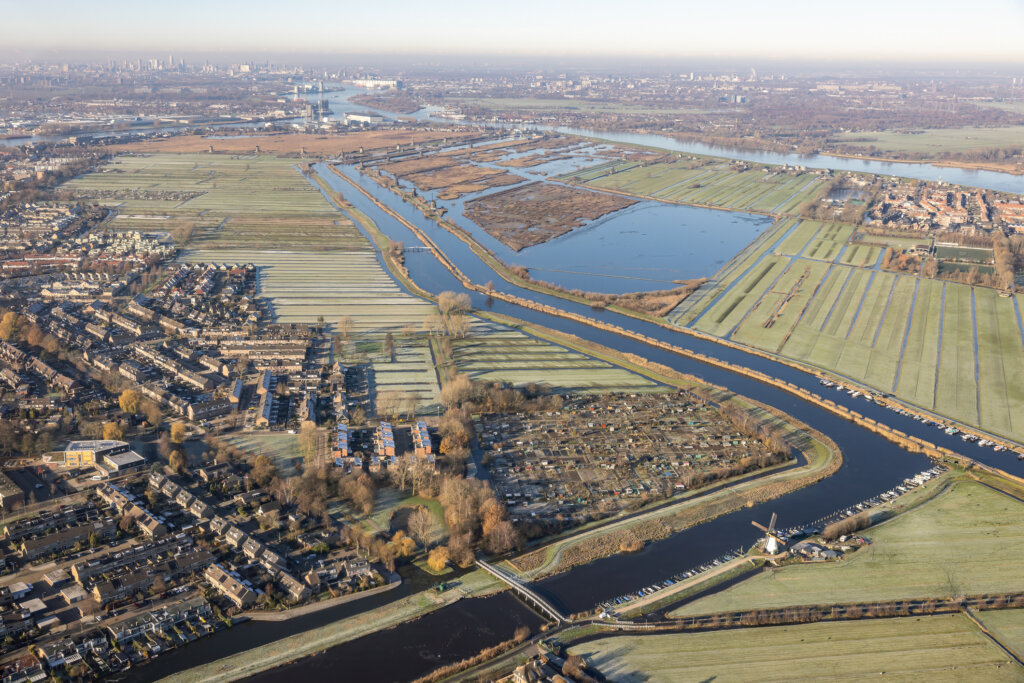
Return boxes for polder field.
[571,613,1022,682]
[450,320,663,393]
[671,479,1024,616]
[666,214,1024,444]
[65,152,674,413]
[63,153,366,249]
[179,248,433,332]
[835,125,1024,155]
[561,156,826,215]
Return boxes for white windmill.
[752,512,787,554]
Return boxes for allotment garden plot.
[478,392,782,524]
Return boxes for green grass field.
[223,433,301,475]
[564,157,826,215]
[836,125,1024,155]
[976,609,1024,661]
[360,488,448,543]
[671,480,1024,616]
[669,206,1024,442]
[571,614,1022,682]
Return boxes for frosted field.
[451,321,663,393]
[180,248,433,332]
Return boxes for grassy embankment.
[157,569,505,683]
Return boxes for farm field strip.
[974,288,1024,437]
[670,218,798,326]
[775,219,823,256]
[730,260,832,353]
[573,614,1022,683]
[975,609,1024,663]
[934,284,979,427]
[693,257,788,337]
[862,276,917,390]
[451,322,662,393]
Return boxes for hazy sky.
[4,0,1024,63]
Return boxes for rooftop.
[65,440,128,453]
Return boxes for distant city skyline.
[3,0,1024,64]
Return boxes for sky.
[3,0,1024,64]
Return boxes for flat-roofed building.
[0,470,25,509]
[58,440,131,469]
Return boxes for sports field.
[668,214,1024,442]
[562,157,826,215]
[571,614,1021,682]
[671,480,1024,615]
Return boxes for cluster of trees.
[0,424,52,458]
[376,390,420,421]
[822,510,872,541]
[440,374,563,415]
[881,247,921,275]
[709,397,791,457]
[387,457,520,565]
[423,291,471,338]
[342,525,417,573]
[0,311,60,356]
[247,453,371,523]
[118,389,163,428]
[992,231,1016,291]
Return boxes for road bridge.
[476,558,566,623]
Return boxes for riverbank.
[157,569,505,683]
[825,150,1024,176]
[242,576,401,621]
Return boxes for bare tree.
[407,506,434,546]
